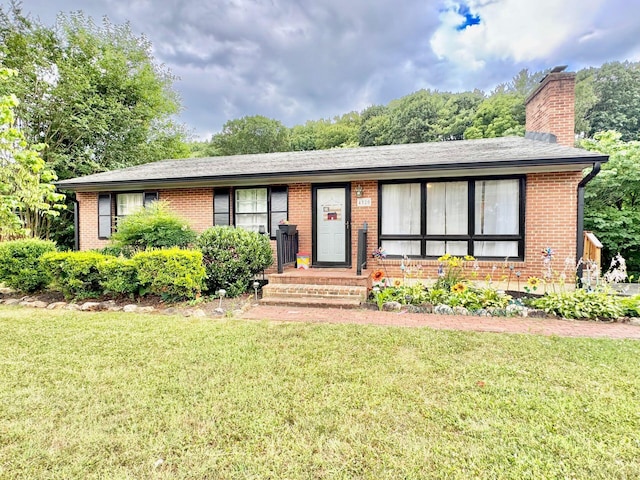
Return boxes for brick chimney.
[525,66,576,147]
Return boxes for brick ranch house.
[57,69,607,284]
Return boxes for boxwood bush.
[98,257,140,297]
[133,248,205,300]
[111,201,197,251]
[0,238,57,293]
[41,251,111,299]
[196,226,273,297]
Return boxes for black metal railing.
[356,225,368,275]
[276,229,299,273]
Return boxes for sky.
[7,0,640,139]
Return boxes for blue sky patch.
[456,4,481,30]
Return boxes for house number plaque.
[356,198,372,207]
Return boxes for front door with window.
[313,184,351,267]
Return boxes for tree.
[211,115,290,155]
[580,131,640,274]
[358,105,391,147]
[583,61,640,141]
[0,4,188,246]
[464,92,525,139]
[387,90,445,144]
[289,112,360,151]
[0,67,65,240]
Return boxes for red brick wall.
[77,174,582,283]
[77,192,108,251]
[159,188,213,233]
[525,71,576,147]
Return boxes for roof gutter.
[576,162,601,283]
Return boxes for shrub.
[98,257,140,297]
[531,288,624,320]
[41,251,111,299]
[196,226,273,297]
[620,294,640,317]
[0,238,57,293]
[97,244,134,258]
[133,248,205,300]
[111,201,196,251]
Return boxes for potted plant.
[278,219,297,235]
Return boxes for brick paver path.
[241,305,640,340]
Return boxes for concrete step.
[259,296,362,309]
[261,283,368,301]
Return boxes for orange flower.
[393,279,402,287]
[372,270,385,281]
[451,282,467,293]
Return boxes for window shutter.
[98,194,112,239]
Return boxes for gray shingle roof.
[57,136,607,191]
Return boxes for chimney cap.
[537,65,568,84]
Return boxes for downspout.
[576,162,601,282]
[72,197,80,251]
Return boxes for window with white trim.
[379,177,524,259]
[234,186,288,238]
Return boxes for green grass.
[1,307,639,479]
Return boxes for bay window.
[379,177,524,259]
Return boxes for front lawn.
[1,307,639,479]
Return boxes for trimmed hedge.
[41,251,110,300]
[196,226,273,297]
[98,257,140,297]
[0,239,57,293]
[133,248,205,300]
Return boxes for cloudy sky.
[9,0,640,139]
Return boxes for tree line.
[193,62,640,157]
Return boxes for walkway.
[241,305,640,340]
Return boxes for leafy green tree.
[580,131,640,274]
[434,91,484,140]
[387,90,446,144]
[358,105,391,147]
[583,62,640,141]
[290,112,360,151]
[464,92,525,139]
[211,115,290,155]
[0,67,65,240]
[0,4,188,246]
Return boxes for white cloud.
[431,0,605,66]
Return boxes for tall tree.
[0,3,188,245]
[584,61,640,141]
[581,131,640,274]
[463,92,525,139]
[211,115,290,155]
[0,67,65,240]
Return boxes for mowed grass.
[0,307,639,479]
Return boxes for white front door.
[314,185,350,266]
